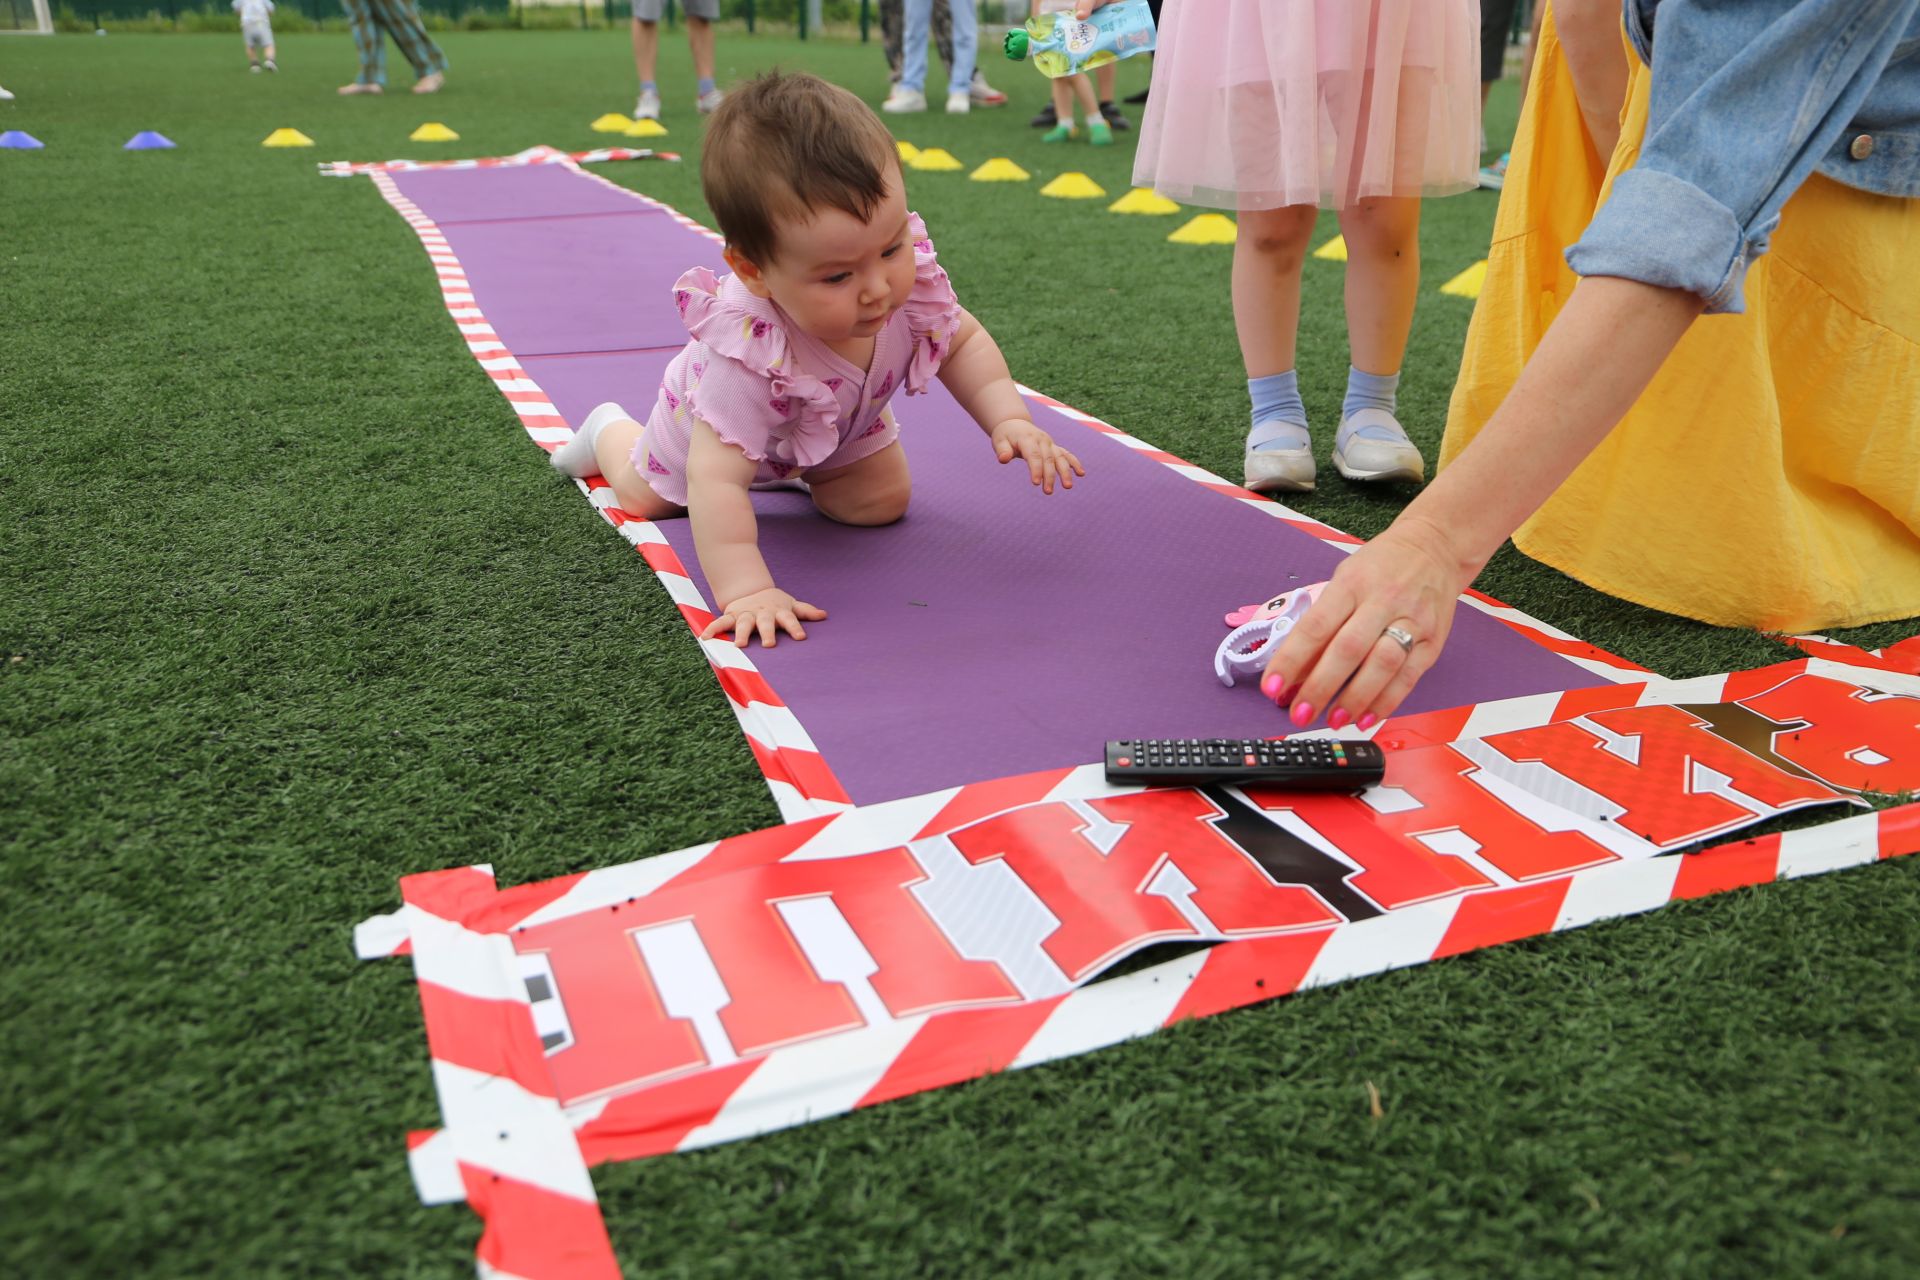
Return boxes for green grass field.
[3,29,1918,1280]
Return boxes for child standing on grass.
[1132,0,1479,492]
[235,0,276,73]
[1036,0,1112,145]
[551,71,1085,649]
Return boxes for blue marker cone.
[124,131,175,150]
[0,130,44,149]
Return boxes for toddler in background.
[235,0,276,72]
[552,72,1084,648]
[1036,0,1112,144]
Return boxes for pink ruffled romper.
[637,214,964,505]
[1134,0,1481,211]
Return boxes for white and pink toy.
[1214,581,1326,687]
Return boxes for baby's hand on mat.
[991,420,1085,495]
[703,588,827,648]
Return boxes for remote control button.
[1117,757,1132,768]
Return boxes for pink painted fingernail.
[1289,701,1314,727]
[1358,712,1379,730]
[1328,708,1350,730]
[1260,672,1284,699]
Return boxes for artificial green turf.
[2,30,1917,1280]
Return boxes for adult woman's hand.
[1260,512,1479,730]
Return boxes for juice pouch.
[1004,0,1157,78]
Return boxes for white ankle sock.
[550,401,632,478]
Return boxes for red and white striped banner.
[358,658,1920,1278]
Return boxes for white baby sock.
[549,401,633,478]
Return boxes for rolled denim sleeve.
[1567,0,1920,313]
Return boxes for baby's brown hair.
[701,70,901,268]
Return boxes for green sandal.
[1041,122,1076,143]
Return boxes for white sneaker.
[1332,408,1426,484]
[265,59,276,71]
[0,85,13,101]
[969,70,1007,106]
[697,87,724,113]
[551,401,633,478]
[881,86,927,114]
[945,90,970,114]
[634,88,661,120]
[1242,421,1316,494]
[250,64,262,73]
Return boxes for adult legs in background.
[882,0,952,82]
[941,0,976,103]
[339,0,387,90]
[367,0,445,87]
[633,0,720,117]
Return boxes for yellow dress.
[1440,9,1920,632]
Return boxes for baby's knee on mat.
[815,478,911,527]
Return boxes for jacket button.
[1850,134,1875,161]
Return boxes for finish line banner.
[356,661,1920,1280]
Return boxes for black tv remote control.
[1105,738,1387,788]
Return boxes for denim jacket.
[1566,0,1920,313]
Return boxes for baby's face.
[750,166,916,348]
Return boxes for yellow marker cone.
[909,147,964,172]
[1313,234,1347,261]
[591,113,634,133]
[1039,171,1105,199]
[896,139,921,162]
[410,122,459,142]
[262,127,314,148]
[1440,260,1489,298]
[1168,213,1237,244]
[625,117,668,138]
[1107,187,1180,215]
[969,157,1030,182]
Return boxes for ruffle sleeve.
[899,214,965,395]
[671,267,842,468]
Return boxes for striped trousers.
[341,0,447,87]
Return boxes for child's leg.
[1337,196,1421,380]
[1232,205,1318,382]
[1331,195,1426,482]
[591,416,684,520]
[1232,204,1319,492]
[1068,72,1098,123]
[1042,78,1078,140]
[264,41,276,63]
[807,441,911,527]
[550,403,684,518]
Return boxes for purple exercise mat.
[442,213,701,357]
[391,163,656,223]
[391,166,1607,807]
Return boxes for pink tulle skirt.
[1134,0,1482,211]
